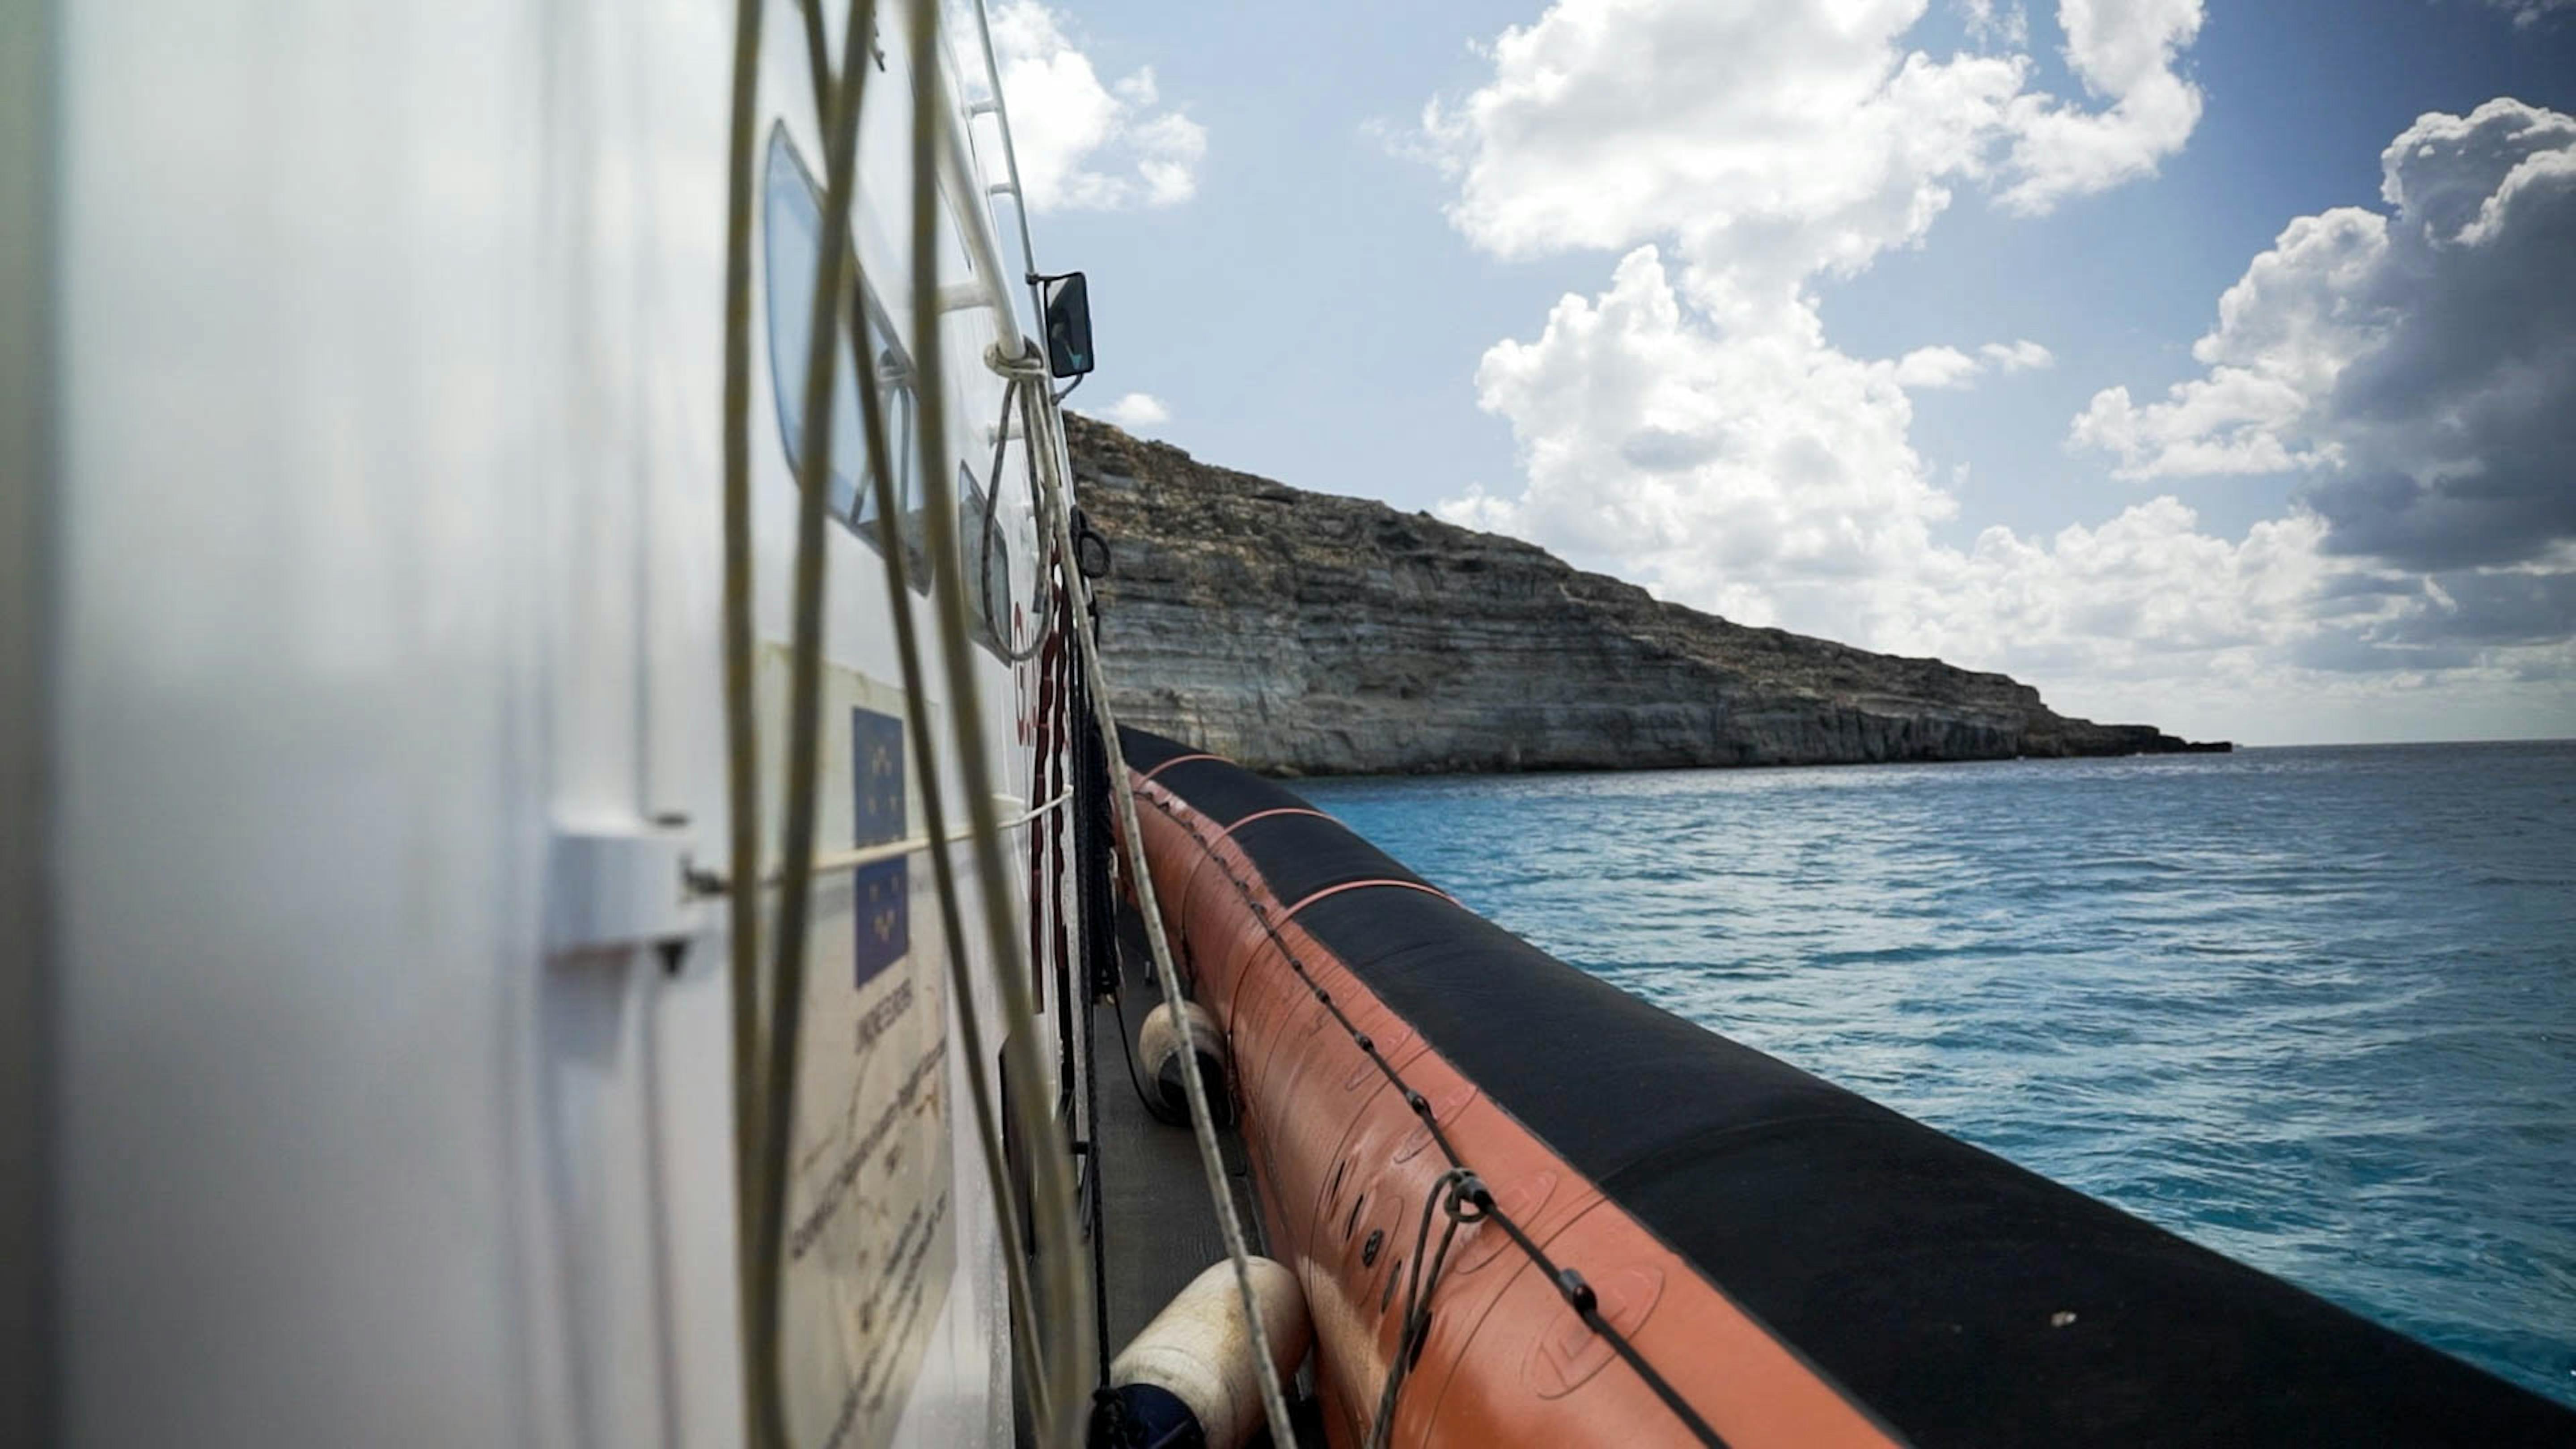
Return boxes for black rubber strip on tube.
[1124,729,2576,1446]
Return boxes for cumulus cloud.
[1419,0,2218,649]
[1962,0,2033,48]
[2073,99,2576,572]
[1998,0,2206,212]
[1098,392,1170,429]
[1893,346,1987,390]
[1890,339,2055,389]
[1421,0,2202,311]
[1451,246,1956,636]
[1419,1,2573,728]
[989,2,1204,211]
[1982,339,2056,371]
[1424,0,2022,309]
[1448,240,2574,720]
[1439,246,2321,674]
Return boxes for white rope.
[745,0,1077,1440]
[904,0,1095,1438]
[996,342,1304,1449]
[747,0,882,1439]
[691,792,1072,895]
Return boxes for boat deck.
[1087,904,1322,1445]
[1090,902,1268,1345]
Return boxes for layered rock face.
[1066,414,2224,776]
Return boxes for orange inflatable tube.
[1119,729,2575,1448]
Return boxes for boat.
[12,2,1114,1445]
[5,0,2571,1445]
[1119,729,2576,1446]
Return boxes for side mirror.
[1040,272,1094,379]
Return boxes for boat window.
[762,123,926,588]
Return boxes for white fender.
[1139,999,1229,1122]
[1110,1258,1312,1449]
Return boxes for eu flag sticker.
[853,708,907,847]
[853,707,909,988]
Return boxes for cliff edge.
[1066,414,2227,775]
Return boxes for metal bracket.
[545,820,708,957]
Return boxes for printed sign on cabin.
[755,649,955,1449]
[852,706,909,987]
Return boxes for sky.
[984,0,2576,746]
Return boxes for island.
[1066,413,2230,776]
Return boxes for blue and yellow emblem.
[852,707,909,987]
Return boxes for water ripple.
[1301,741,2576,1406]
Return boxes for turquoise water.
[1296,741,2576,1407]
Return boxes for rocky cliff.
[1065,414,2226,775]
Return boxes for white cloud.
[2483,0,2576,25]
[1447,244,2574,727]
[1421,0,2203,314]
[1440,246,2321,673]
[1098,392,1170,429]
[1893,346,1986,390]
[1419,0,2216,652]
[2072,100,2576,572]
[1423,0,2028,315]
[1998,0,2206,212]
[2069,204,2389,478]
[1890,339,2055,389]
[989,2,1205,211]
[1418,1,2575,730]
[1962,0,2033,49]
[1981,338,2055,371]
[1451,246,1957,639]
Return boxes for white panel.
[52,0,1039,1444]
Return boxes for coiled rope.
[1367,1168,1486,1449]
[979,375,1059,665]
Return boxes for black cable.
[1071,638,1121,1000]
[1107,979,1186,1127]
[1082,894,1114,1393]
[1062,601,1114,1391]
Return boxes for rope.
[741,5,891,1433]
[1030,572,1066,1049]
[737,0,1073,1439]
[851,268,1059,1449]
[715,0,767,1441]
[905,0,1095,1436]
[1140,788,1733,1449]
[999,343,1303,1449]
[1365,1168,1485,1449]
[978,376,1057,663]
[684,792,1071,897]
[1075,641,1114,1393]
[1105,966,1185,1127]
[748,2,881,1444]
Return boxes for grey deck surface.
[1089,905,1269,1353]
[1088,908,1328,1447]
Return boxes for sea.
[1296,739,2576,1407]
